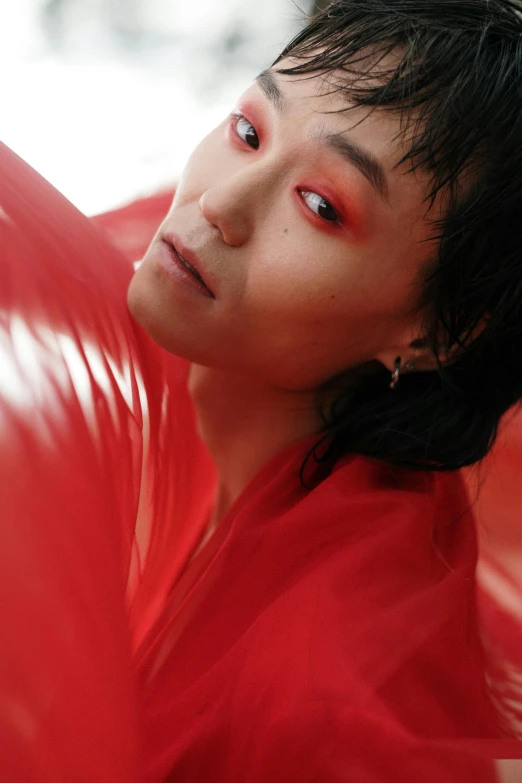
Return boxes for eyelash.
[229,112,343,228]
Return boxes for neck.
[188,364,322,525]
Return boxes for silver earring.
[390,356,401,389]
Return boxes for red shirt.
[132,422,507,782]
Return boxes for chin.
[126,271,212,366]
[126,272,175,353]
[127,271,157,337]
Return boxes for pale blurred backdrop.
[0,0,320,215]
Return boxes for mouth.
[161,235,215,299]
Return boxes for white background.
[0,0,306,214]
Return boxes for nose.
[198,171,254,247]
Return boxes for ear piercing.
[390,356,401,389]
[390,357,415,389]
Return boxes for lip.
[161,232,215,299]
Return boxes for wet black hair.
[272,0,522,476]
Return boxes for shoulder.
[289,456,494,735]
[244,454,491,731]
[301,455,480,651]
[299,452,476,570]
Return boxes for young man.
[127,2,522,780]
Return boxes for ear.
[375,317,488,375]
[374,320,432,375]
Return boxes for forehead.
[273,52,405,132]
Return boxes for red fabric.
[132,434,520,782]
[0,142,141,781]
[2,144,522,781]
[463,415,522,739]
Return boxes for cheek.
[243,241,375,327]
[235,245,417,387]
[234,274,363,386]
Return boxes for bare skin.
[128,62,445,527]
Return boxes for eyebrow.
[255,69,389,202]
[256,69,287,114]
[321,133,389,202]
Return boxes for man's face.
[128,63,438,391]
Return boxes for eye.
[299,190,340,223]
[231,113,259,150]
